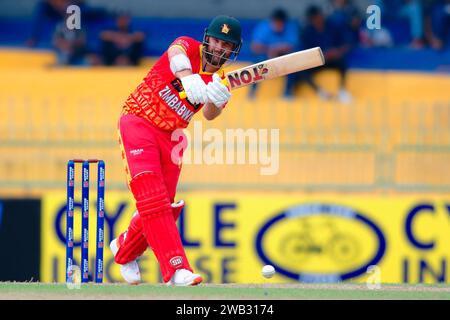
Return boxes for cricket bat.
[179,47,324,98]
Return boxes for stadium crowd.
[249,0,450,101]
[24,0,450,98]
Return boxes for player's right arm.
[168,45,208,105]
[168,46,192,78]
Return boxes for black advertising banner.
[0,199,41,281]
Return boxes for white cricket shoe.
[167,269,203,286]
[110,238,141,285]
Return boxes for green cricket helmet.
[203,15,242,67]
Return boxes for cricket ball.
[261,265,275,279]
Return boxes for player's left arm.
[203,74,231,120]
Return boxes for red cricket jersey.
[122,36,226,131]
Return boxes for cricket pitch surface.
[0,282,449,300]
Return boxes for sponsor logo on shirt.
[130,149,144,156]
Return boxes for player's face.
[271,19,285,33]
[204,37,235,67]
[208,37,235,56]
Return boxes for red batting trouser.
[116,113,191,281]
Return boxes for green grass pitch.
[0,283,449,300]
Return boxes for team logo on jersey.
[221,24,230,34]
[171,79,183,93]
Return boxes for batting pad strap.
[170,53,192,75]
[172,200,185,221]
[114,228,148,265]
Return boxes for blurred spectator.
[425,0,450,50]
[291,5,352,103]
[52,21,87,65]
[326,0,361,45]
[382,0,425,48]
[27,0,68,47]
[99,13,145,66]
[359,0,394,48]
[73,0,109,21]
[360,27,394,48]
[400,0,425,48]
[249,8,299,99]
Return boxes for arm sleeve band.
[169,53,192,75]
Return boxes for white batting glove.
[207,74,231,109]
[180,74,208,105]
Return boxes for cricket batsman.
[109,15,242,286]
